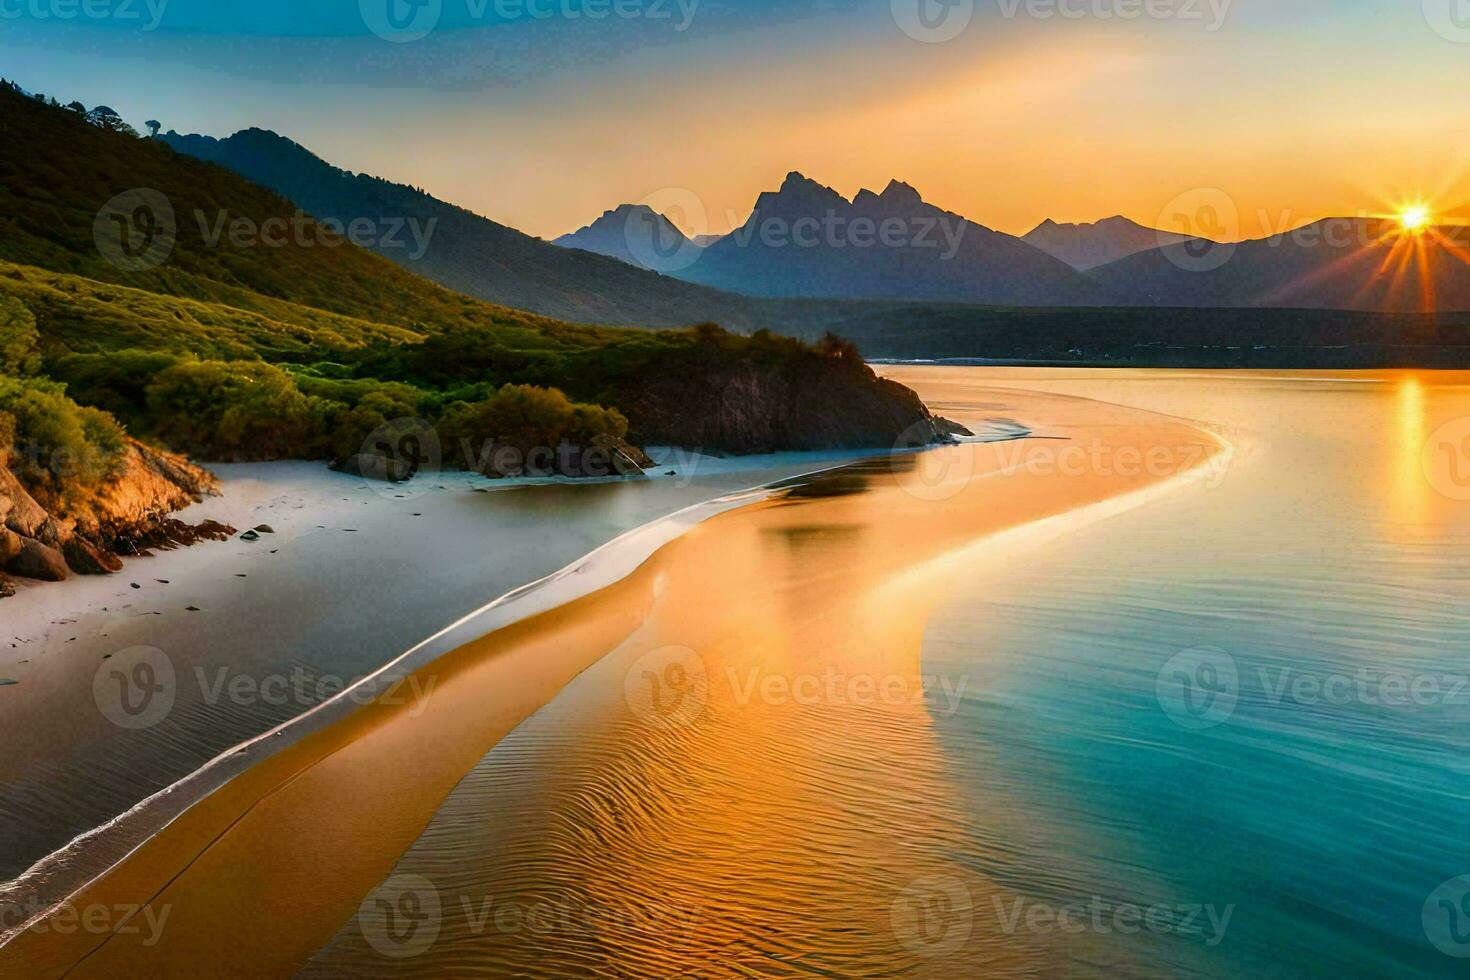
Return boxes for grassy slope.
[0,85,940,463]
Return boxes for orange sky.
[8,0,1470,242]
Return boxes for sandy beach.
[0,448,904,895]
[0,382,1228,976]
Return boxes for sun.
[1400,206,1431,233]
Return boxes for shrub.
[439,384,627,474]
[0,294,40,375]
[0,375,127,504]
[145,360,329,461]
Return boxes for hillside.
[157,128,763,329]
[1089,218,1470,313]
[1023,216,1197,271]
[0,83,955,592]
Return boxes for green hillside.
[0,82,941,495]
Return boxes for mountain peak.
[880,179,923,207]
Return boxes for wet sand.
[0,387,1228,976]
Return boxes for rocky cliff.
[611,341,965,454]
[0,435,229,595]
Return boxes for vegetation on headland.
[0,81,947,586]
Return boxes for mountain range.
[1089,218,1470,313]
[156,127,1470,318]
[157,129,761,329]
[556,173,1114,307]
[1022,215,1199,271]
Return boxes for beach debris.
[239,529,261,542]
[130,582,141,590]
[253,524,275,534]
[185,606,201,612]
[0,679,17,687]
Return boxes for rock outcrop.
[0,436,228,590]
[611,342,966,455]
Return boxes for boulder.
[0,575,14,599]
[63,538,125,576]
[0,528,21,563]
[6,537,69,582]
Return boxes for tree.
[66,101,86,115]
[85,106,139,138]
[145,119,161,138]
[0,296,42,377]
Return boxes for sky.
[3,0,1470,241]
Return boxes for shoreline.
[0,383,1230,975]
[0,445,925,937]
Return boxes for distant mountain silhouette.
[660,172,1112,306]
[158,129,759,328]
[553,204,699,270]
[1089,217,1470,312]
[1024,215,1198,271]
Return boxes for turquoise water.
[915,370,1470,977]
[308,370,1470,977]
